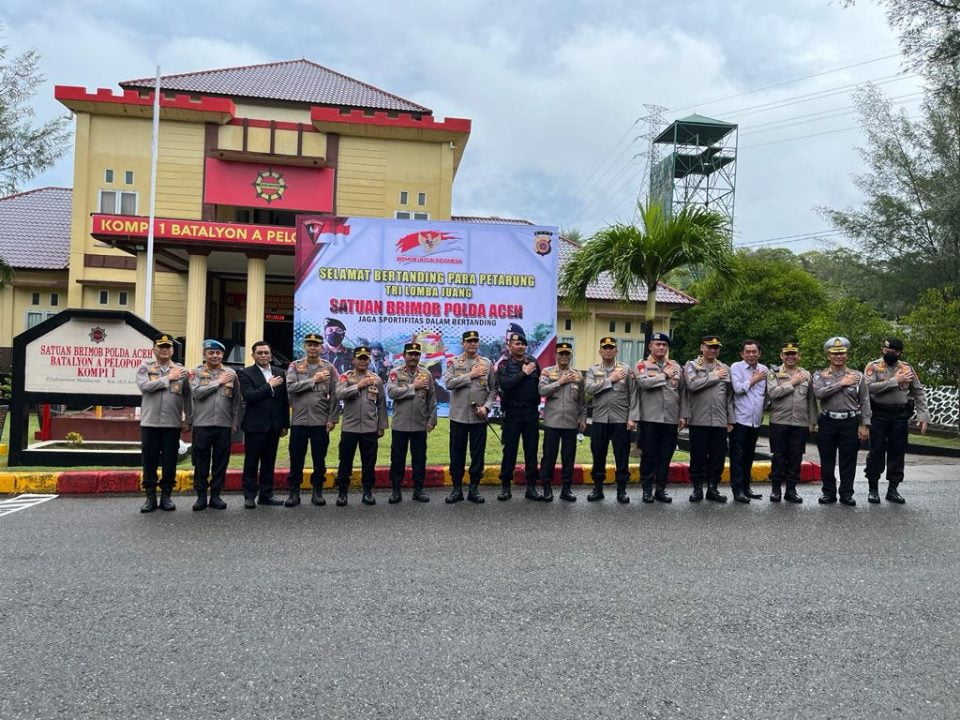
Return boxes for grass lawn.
[1,414,691,471]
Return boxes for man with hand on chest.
[539,342,586,502]
[497,332,543,501]
[335,346,388,506]
[189,339,241,511]
[386,342,437,504]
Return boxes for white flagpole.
[143,65,161,322]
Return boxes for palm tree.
[559,202,737,341]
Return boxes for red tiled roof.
[0,188,72,270]
[557,236,697,306]
[121,59,431,114]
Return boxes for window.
[609,321,616,333]
[118,291,129,306]
[104,169,114,183]
[617,339,639,367]
[563,318,572,331]
[99,190,137,215]
[413,211,429,220]
[50,293,59,307]
[625,321,631,334]
[25,311,57,329]
[399,190,409,205]
[99,290,110,305]
[395,211,429,220]
[31,292,40,305]
[417,192,426,206]
[124,170,134,185]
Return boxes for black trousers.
[288,425,331,492]
[817,415,860,499]
[390,429,428,490]
[499,419,540,486]
[336,431,378,492]
[449,420,487,486]
[590,422,630,487]
[865,408,909,486]
[141,426,180,493]
[640,421,678,491]
[540,427,578,489]
[192,426,231,495]
[242,429,282,500]
[769,423,808,493]
[688,425,728,489]
[729,423,760,493]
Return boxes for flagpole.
[143,65,161,322]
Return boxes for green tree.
[903,285,960,386]
[819,82,960,310]
[796,297,895,371]
[559,202,735,341]
[0,255,12,288]
[0,29,71,194]
[670,250,829,364]
[843,0,960,74]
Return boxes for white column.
[185,252,208,369]
[244,254,266,354]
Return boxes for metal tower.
[649,114,737,229]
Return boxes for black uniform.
[497,353,542,499]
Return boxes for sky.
[3,0,923,253]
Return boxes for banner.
[294,216,559,415]
[203,158,334,213]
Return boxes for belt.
[820,410,859,420]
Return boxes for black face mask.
[326,331,345,346]
[883,352,899,365]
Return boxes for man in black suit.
[238,341,290,509]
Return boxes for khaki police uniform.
[683,356,734,496]
[190,364,241,499]
[766,364,817,497]
[387,364,438,496]
[539,364,586,494]
[443,353,497,490]
[637,357,684,494]
[286,357,341,498]
[585,360,638,493]
[864,355,929,496]
[813,356,871,502]
[137,357,191,501]
[335,369,388,495]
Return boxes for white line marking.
[0,494,58,517]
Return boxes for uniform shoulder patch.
[389,371,398,381]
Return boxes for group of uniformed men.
[135,328,928,513]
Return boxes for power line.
[668,50,902,112]
[739,93,924,138]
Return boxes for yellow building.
[48,59,471,367]
[0,59,695,372]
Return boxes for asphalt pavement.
[1,463,959,720]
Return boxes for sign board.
[294,216,559,414]
[24,317,155,394]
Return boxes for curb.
[0,461,821,495]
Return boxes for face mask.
[326,331,344,345]
[883,352,899,365]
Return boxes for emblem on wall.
[88,326,107,344]
[253,169,287,203]
[533,230,553,256]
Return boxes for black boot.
[867,479,881,504]
[412,485,430,503]
[886,483,905,504]
[467,479,485,504]
[498,481,513,501]
[689,484,704,502]
[769,485,782,502]
[311,486,326,507]
[159,492,176,511]
[733,490,751,504]
[616,483,630,504]
[706,484,727,503]
[784,486,803,504]
[541,483,554,502]
[587,481,604,502]
[209,494,227,510]
[389,482,402,504]
[140,489,158,513]
[446,480,464,504]
[192,491,208,512]
[336,481,349,506]
[524,482,543,501]
[361,487,376,505]
[559,483,577,502]
[285,488,301,507]
[654,487,672,503]
[641,487,654,503]
[744,485,762,500]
